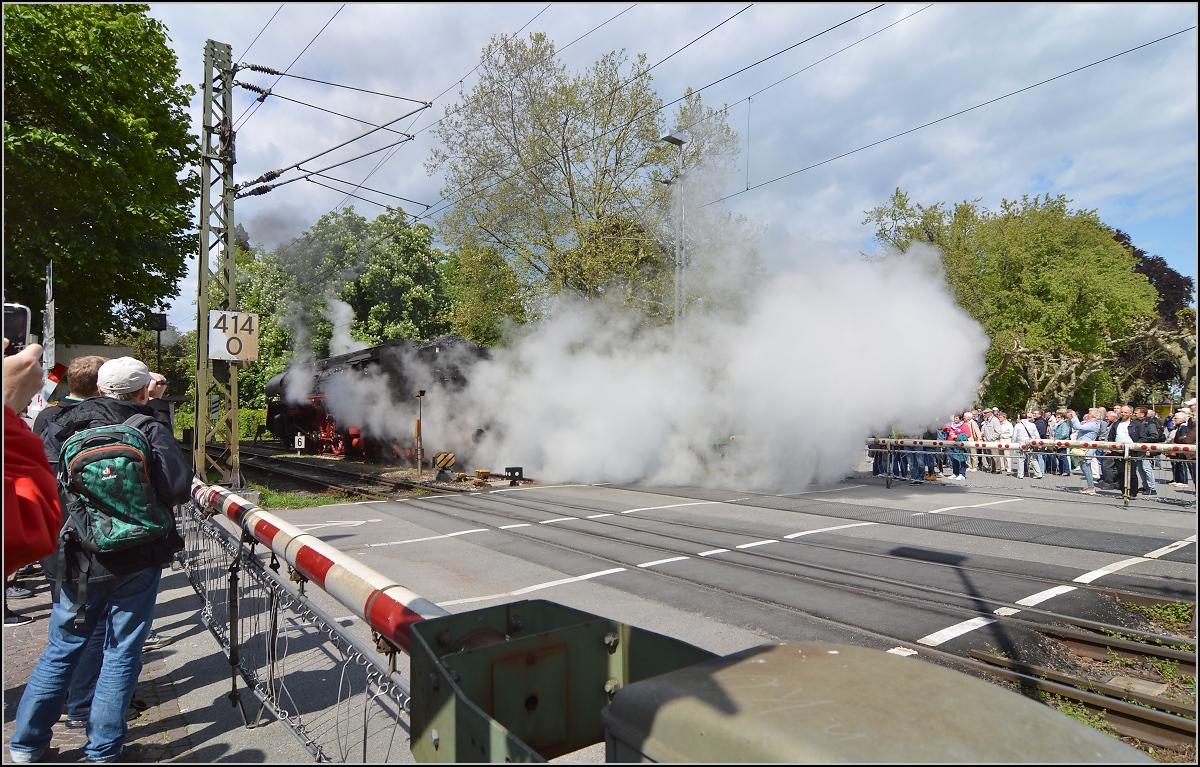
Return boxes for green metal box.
[409,599,717,762]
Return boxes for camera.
[4,302,32,356]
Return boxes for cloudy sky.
[147,3,1198,331]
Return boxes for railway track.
[209,458,1197,749]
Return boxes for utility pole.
[194,39,243,487]
[661,134,686,339]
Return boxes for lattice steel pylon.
[194,39,242,487]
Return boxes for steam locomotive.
[265,335,490,462]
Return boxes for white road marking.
[499,523,530,529]
[489,483,591,493]
[619,501,721,514]
[697,549,730,557]
[295,519,381,532]
[912,498,1021,516]
[926,533,1196,636]
[367,528,488,547]
[887,647,919,657]
[637,556,690,568]
[438,567,627,607]
[539,517,578,524]
[1073,558,1148,584]
[587,513,614,519]
[1145,535,1197,559]
[918,617,996,646]
[784,522,876,539]
[735,539,779,549]
[777,484,865,497]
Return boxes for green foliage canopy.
[3,4,200,343]
[864,189,1161,410]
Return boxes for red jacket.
[4,405,62,577]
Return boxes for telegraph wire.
[308,172,431,209]
[235,3,346,131]
[700,25,1200,209]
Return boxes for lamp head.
[660,133,685,147]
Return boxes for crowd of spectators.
[874,398,1197,497]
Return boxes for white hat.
[97,357,152,394]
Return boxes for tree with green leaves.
[863,190,1162,411]
[234,207,450,405]
[427,34,751,323]
[441,244,532,346]
[3,4,200,344]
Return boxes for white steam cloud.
[284,237,987,491]
[459,243,987,490]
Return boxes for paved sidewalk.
[3,567,313,763]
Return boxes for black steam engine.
[265,335,489,461]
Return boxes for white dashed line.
[784,522,876,539]
[1145,535,1197,559]
[637,556,690,568]
[735,539,778,549]
[619,501,721,514]
[499,523,530,530]
[887,647,919,657]
[1073,558,1146,583]
[366,528,488,548]
[912,497,1021,516]
[918,616,996,646]
[994,585,1078,616]
[697,549,730,557]
[777,484,865,497]
[587,513,614,519]
[539,517,577,525]
[437,567,627,607]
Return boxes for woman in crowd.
[1067,408,1103,494]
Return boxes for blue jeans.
[1138,459,1157,491]
[1080,454,1096,488]
[66,618,107,721]
[908,449,924,480]
[10,567,160,762]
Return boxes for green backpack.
[58,414,173,553]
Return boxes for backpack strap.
[123,414,157,432]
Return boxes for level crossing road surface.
[6,474,1192,763]
[282,475,1195,751]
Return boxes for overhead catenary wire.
[233,85,415,137]
[699,25,1199,210]
[331,3,632,216]
[236,135,415,199]
[239,63,430,106]
[234,3,346,131]
[237,104,425,194]
[418,4,881,223]
[237,3,284,63]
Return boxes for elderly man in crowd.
[980,407,1001,473]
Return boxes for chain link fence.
[176,502,413,762]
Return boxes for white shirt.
[1115,420,1132,444]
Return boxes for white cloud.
[147,2,1197,333]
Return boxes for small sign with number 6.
[208,311,260,361]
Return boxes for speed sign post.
[208,311,260,361]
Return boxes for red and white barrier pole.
[190,478,449,653]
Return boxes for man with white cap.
[9,357,191,764]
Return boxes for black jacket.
[42,396,193,583]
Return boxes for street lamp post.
[661,133,686,337]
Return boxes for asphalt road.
[274,474,1195,669]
